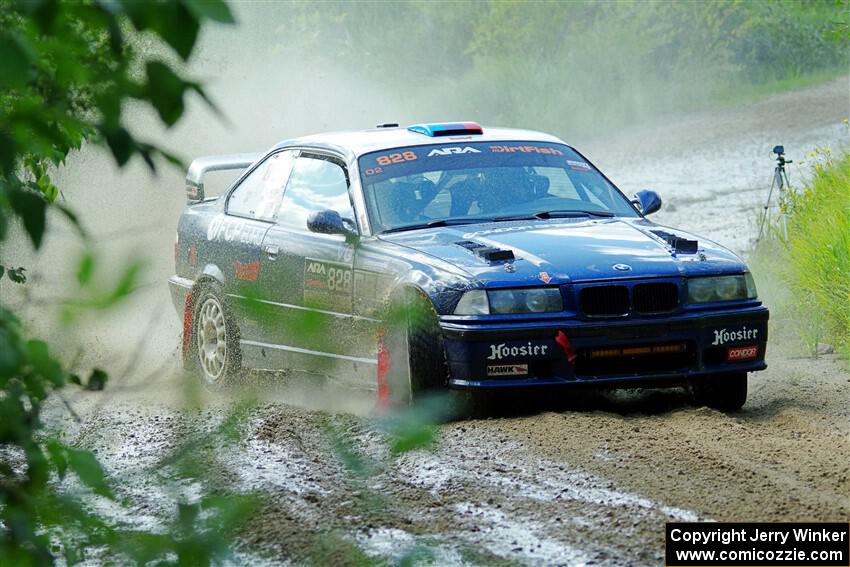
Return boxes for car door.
[219,149,296,343]
[254,150,360,375]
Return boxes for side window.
[277,155,354,231]
[227,150,296,221]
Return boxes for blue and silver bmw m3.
[169,122,768,410]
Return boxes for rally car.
[168,122,768,410]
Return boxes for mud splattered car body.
[169,122,768,407]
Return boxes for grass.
[750,148,850,363]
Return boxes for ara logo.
[711,326,758,346]
[427,146,482,157]
[306,261,326,275]
[487,342,549,361]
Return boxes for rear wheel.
[380,290,448,407]
[691,372,747,411]
[189,284,242,388]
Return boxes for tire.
[381,289,448,407]
[188,283,242,388]
[692,372,747,411]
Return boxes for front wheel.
[691,372,747,411]
[189,284,242,388]
[380,290,448,408]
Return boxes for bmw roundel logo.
[613,263,632,271]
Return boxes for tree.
[0,1,255,564]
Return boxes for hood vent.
[456,240,515,263]
[651,230,698,254]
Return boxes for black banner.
[666,522,849,566]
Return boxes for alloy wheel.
[196,296,228,382]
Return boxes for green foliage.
[784,149,850,355]
[0,260,256,566]
[0,306,112,563]
[0,0,244,564]
[0,0,232,249]
[379,396,445,456]
[751,148,850,360]
[114,495,255,567]
[59,256,147,325]
[0,264,27,283]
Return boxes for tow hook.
[555,330,577,364]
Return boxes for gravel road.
[34,77,850,566]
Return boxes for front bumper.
[440,306,768,389]
[168,275,194,314]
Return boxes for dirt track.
[58,348,848,566]
[36,77,850,566]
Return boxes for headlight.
[687,274,757,304]
[454,290,489,315]
[745,272,758,298]
[454,288,563,315]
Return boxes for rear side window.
[277,155,354,232]
[227,150,296,221]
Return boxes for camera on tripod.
[772,145,791,168]
[757,145,793,241]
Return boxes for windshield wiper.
[381,217,491,234]
[531,209,615,219]
[381,210,615,234]
[490,213,539,222]
[490,210,615,222]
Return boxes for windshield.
[358,141,638,233]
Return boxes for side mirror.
[307,210,357,238]
[633,190,662,216]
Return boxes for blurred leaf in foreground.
[0,1,245,565]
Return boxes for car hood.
[377,218,745,285]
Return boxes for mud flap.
[374,319,414,412]
[376,327,391,410]
[181,293,194,363]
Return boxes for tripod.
[757,145,792,242]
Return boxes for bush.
[752,149,850,359]
[785,150,850,352]
[0,1,260,564]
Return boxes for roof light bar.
[407,121,483,137]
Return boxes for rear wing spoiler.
[185,152,261,203]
